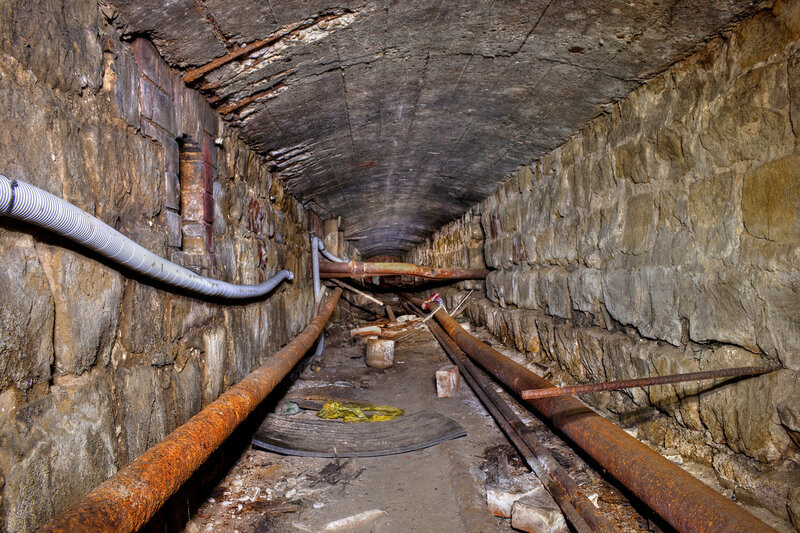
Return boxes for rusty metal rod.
[521,365,782,400]
[326,278,384,306]
[41,288,343,533]
[319,261,489,280]
[401,300,613,533]
[403,294,777,533]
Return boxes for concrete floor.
[181,318,670,533]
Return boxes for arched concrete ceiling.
[106,0,764,256]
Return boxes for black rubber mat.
[252,410,467,457]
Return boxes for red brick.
[203,192,214,224]
[202,161,214,192]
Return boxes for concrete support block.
[436,365,461,398]
[486,486,540,518]
[511,486,568,533]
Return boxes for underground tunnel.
[1,0,799,531]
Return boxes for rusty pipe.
[402,300,613,533]
[41,288,343,533]
[319,261,489,280]
[521,365,782,400]
[404,294,776,533]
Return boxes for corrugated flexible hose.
[0,175,292,299]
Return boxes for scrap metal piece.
[521,365,782,400]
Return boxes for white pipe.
[0,175,292,299]
[310,236,347,356]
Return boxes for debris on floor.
[316,401,404,423]
[251,410,466,457]
[186,318,680,532]
[510,486,568,533]
[350,325,382,337]
[365,337,395,368]
[322,509,387,531]
[436,364,461,398]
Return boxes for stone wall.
[409,2,800,527]
[0,2,317,531]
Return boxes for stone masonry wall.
[409,2,800,527]
[0,2,316,531]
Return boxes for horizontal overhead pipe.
[319,261,489,280]
[41,288,343,533]
[403,294,776,533]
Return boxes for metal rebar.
[327,278,385,306]
[521,365,782,400]
[41,288,343,533]
[318,261,489,280]
[402,293,777,533]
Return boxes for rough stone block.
[112,42,141,128]
[0,0,103,94]
[435,365,461,398]
[173,358,202,427]
[511,486,568,533]
[622,193,656,255]
[166,210,182,248]
[132,38,172,95]
[742,154,800,244]
[118,282,166,355]
[36,244,123,375]
[700,369,798,463]
[140,78,177,136]
[164,170,180,211]
[614,140,650,183]
[0,232,54,391]
[689,172,738,259]
[117,365,167,462]
[699,64,788,168]
[0,373,116,532]
[567,268,605,326]
[753,271,800,370]
[687,270,760,353]
[202,326,227,406]
[540,267,571,319]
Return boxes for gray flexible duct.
[0,175,293,299]
[311,235,346,356]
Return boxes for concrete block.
[511,486,567,533]
[366,338,394,369]
[436,365,461,398]
[486,486,540,518]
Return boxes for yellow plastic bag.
[316,401,404,423]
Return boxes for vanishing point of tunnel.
[0,0,799,532]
